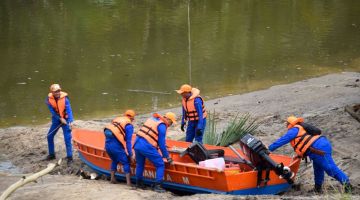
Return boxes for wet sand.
[0,72,359,199]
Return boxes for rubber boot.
[135,179,146,190]
[110,171,118,184]
[43,154,56,161]
[153,183,166,193]
[66,156,73,165]
[344,183,353,194]
[308,184,323,194]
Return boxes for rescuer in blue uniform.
[134,112,176,192]
[104,110,136,186]
[268,116,352,193]
[176,84,207,143]
[45,84,74,165]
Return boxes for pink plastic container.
[199,157,225,171]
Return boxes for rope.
[46,124,62,138]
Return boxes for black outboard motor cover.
[180,142,224,164]
[240,133,271,167]
[240,133,294,184]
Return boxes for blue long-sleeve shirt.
[124,124,134,157]
[46,96,74,123]
[268,127,299,152]
[157,122,169,158]
[181,97,205,130]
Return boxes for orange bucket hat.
[164,112,177,124]
[124,109,136,118]
[175,84,192,94]
[287,116,304,129]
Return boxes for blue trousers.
[185,119,207,144]
[308,137,349,186]
[47,118,72,158]
[104,129,131,173]
[134,137,164,183]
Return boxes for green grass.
[320,181,354,200]
[203,110,260,146]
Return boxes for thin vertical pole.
[187,0,192,85]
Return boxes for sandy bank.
[0,72,359,199]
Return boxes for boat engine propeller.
[239,133,295,186]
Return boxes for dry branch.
[0,159,62,200]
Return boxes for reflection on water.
[0,0,359,127]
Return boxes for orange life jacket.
[48,92,68,119]
[105,116,132,155]
[182,90,207,121]
[136,114,168,148]
[290,124,321,157]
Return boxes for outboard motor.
[240,133,294,186]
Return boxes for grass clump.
[203,110,260,146]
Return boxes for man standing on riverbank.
[176,84,207,143]
[134,112,176,192]
[104,110,136,186]
[45,84,74,165]
[268,116,352,193]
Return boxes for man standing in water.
[134,112,176,192]
[176,84,207,143]
[45,84,74,165]
[104,110,136,186]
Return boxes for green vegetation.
[203,111,260,146]
[321,181,353,200]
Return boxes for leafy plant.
[203,110,219,145]
[204,111,260,146]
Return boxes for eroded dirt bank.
[0,72,359,199]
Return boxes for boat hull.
[73,129,300,195]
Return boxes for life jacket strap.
[293,134,307,150]
[139,124,159,145]
[308,147,325,156]
[298,135,314,152]
[112,122,126,137]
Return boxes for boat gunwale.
[72,129,300,175]
[74,137,300,176]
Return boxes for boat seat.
[180,142,225,164]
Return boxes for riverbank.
[1,72,359,199]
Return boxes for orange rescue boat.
[72,129,300,195]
